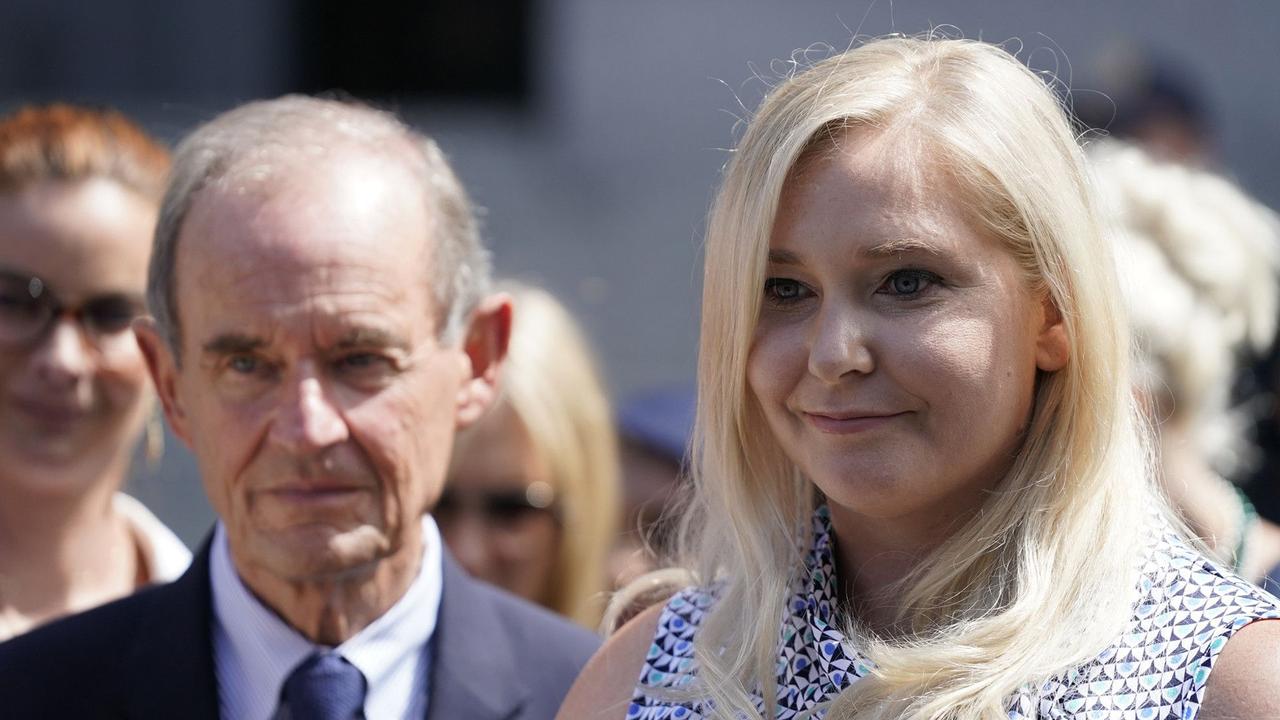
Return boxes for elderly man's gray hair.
[146,94,491,357]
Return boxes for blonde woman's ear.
[1034,296,1069,372]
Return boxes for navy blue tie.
[279,652,367,720]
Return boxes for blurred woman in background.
[0,104,188,641]
[440,281,621,628]
[1092,140,1280,588]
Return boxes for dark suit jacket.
[0,537,599,719]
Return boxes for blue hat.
[617,384,696,464]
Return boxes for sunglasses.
[434,480,558,526]
[0,268,145,347]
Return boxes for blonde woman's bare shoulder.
[1196,618,1280,719]
[556,602,666,720]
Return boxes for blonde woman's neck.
[828,500,976,638]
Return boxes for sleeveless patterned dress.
[628,506,1280,719]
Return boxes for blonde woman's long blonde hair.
[669,36,1162,719]
[496,282,621,627]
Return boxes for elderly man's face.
[144,150,495,582]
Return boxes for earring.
[145,407,165,469]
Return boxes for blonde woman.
[1092,140,1280,587]
[0,105,189,641]
[441,282,621,628]
[560,36,1280,719]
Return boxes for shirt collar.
[341,516,441,709]
[210,516,443,720]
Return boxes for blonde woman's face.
[746,134,1067,544]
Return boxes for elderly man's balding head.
[147,96,490,357]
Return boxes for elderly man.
[0,96,598,719]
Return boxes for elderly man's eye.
[336,353,391,373]
[228,355,259,374]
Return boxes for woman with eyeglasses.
[0,104,190,641]
[439,282,621,628]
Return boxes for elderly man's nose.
[271,376,349,453]
[30,318,93,387]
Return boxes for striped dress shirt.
[209,516,442,720]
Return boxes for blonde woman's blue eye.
[764,278,807,303]
[880,270,937,296]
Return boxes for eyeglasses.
[0,268,145,347]
[434,480,558,526]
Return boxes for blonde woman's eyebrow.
[861,237,948,259]
[768,239,949,267]
[766,249,804,266]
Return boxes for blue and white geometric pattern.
[627,506,1280,719]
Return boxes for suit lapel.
[427,551,528,720]
[123,534,221,720]
[108,536,530,719]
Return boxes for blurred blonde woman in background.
[560,36,1280,719]
[441,281,621,628]
[1091,140,1280,587]
[0,105,189,641]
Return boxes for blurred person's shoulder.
[0,573,213,716]
[557,578,708,719]
[459,567,601,659]
[437,553,600,716]
[556,601,667,719]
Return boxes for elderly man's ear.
[133,316,194,449]
[455,293,513,428]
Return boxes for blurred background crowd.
[2,0,1280,634]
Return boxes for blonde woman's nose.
[807,304,874,383]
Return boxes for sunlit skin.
[0,178,156,637]
[441,402,560,605]
[746,131,1067,632]
[137,147,510,644]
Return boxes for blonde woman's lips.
[803,411,905,434]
